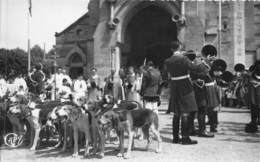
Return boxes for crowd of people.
[0,41,259,147]
[164,41,260,145]
[0,61,163,115]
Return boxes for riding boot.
[257,109,260,125]
[198,112,214,138]
[245,105,258,133]
[210,111,218,133]
[251,105,258,124]
[181,114,198,145]
[189,112,197,136]
[172,114,181,143]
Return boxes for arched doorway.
[121,5,178,67]
[69,53,84,79]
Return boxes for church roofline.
[55,12,90,37]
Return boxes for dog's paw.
[124,153,131,159]
[116,153,123,157]
[30,147,36,151]
[54,144,59,148]
[138,136,144,141]
[72,153,79,157]
[112,140,119,145]
[84,152,89,157]
[54,142,61,148]
[59,146,67,153]
[91,148,98,155]
[97,153,104,159]
[156,148,162,153]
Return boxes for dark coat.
[192,62,220,109]
[190,65,209,108]
[193,81,207,108]
[141,67,162,100]
[31,70,45,95]
[165,54,207,114]
[248,77,260,107]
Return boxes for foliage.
[31,45,44,63]
[0,45,52,78]
[0,48,28,77]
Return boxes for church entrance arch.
[68,53,84,79]
[121,5,178,68]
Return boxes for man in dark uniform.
[141,61,162,114]
[185,50,214,137]
[233,63,249,108]
[30,63,46,96]
[245,62,260,133]
[164,41,207,145]
[201,46,223,133]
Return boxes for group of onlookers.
[0,74,28,99]
[1,42,260,146]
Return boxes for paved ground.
[0,107,260,162]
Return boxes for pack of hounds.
[2,93,162,159]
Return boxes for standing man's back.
[165,41,207,145]
[142,61,162,114]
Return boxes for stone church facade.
[54,0,260,79]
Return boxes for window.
[76,29,83,36]
[223,21,228,31]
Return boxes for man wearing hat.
[141,61,162,114]
[199,45,227,133]
[204,62,223,133]
[30,63,46,96]
[88,68,102,103]
[185,50,214,137]
[233,63,250,108]
[165,41,207,145]
[246,62,260,132]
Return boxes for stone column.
[233,1,245,65]
[111,44,124,100]
[178,26,186,46]
[178,0,186,46]
[257,48,260,60]
[182,1,204,51]
[111,45,120,75]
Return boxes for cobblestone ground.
[1,107,260,162]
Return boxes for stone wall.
[55,0,258,78]
[184,1,204,52]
